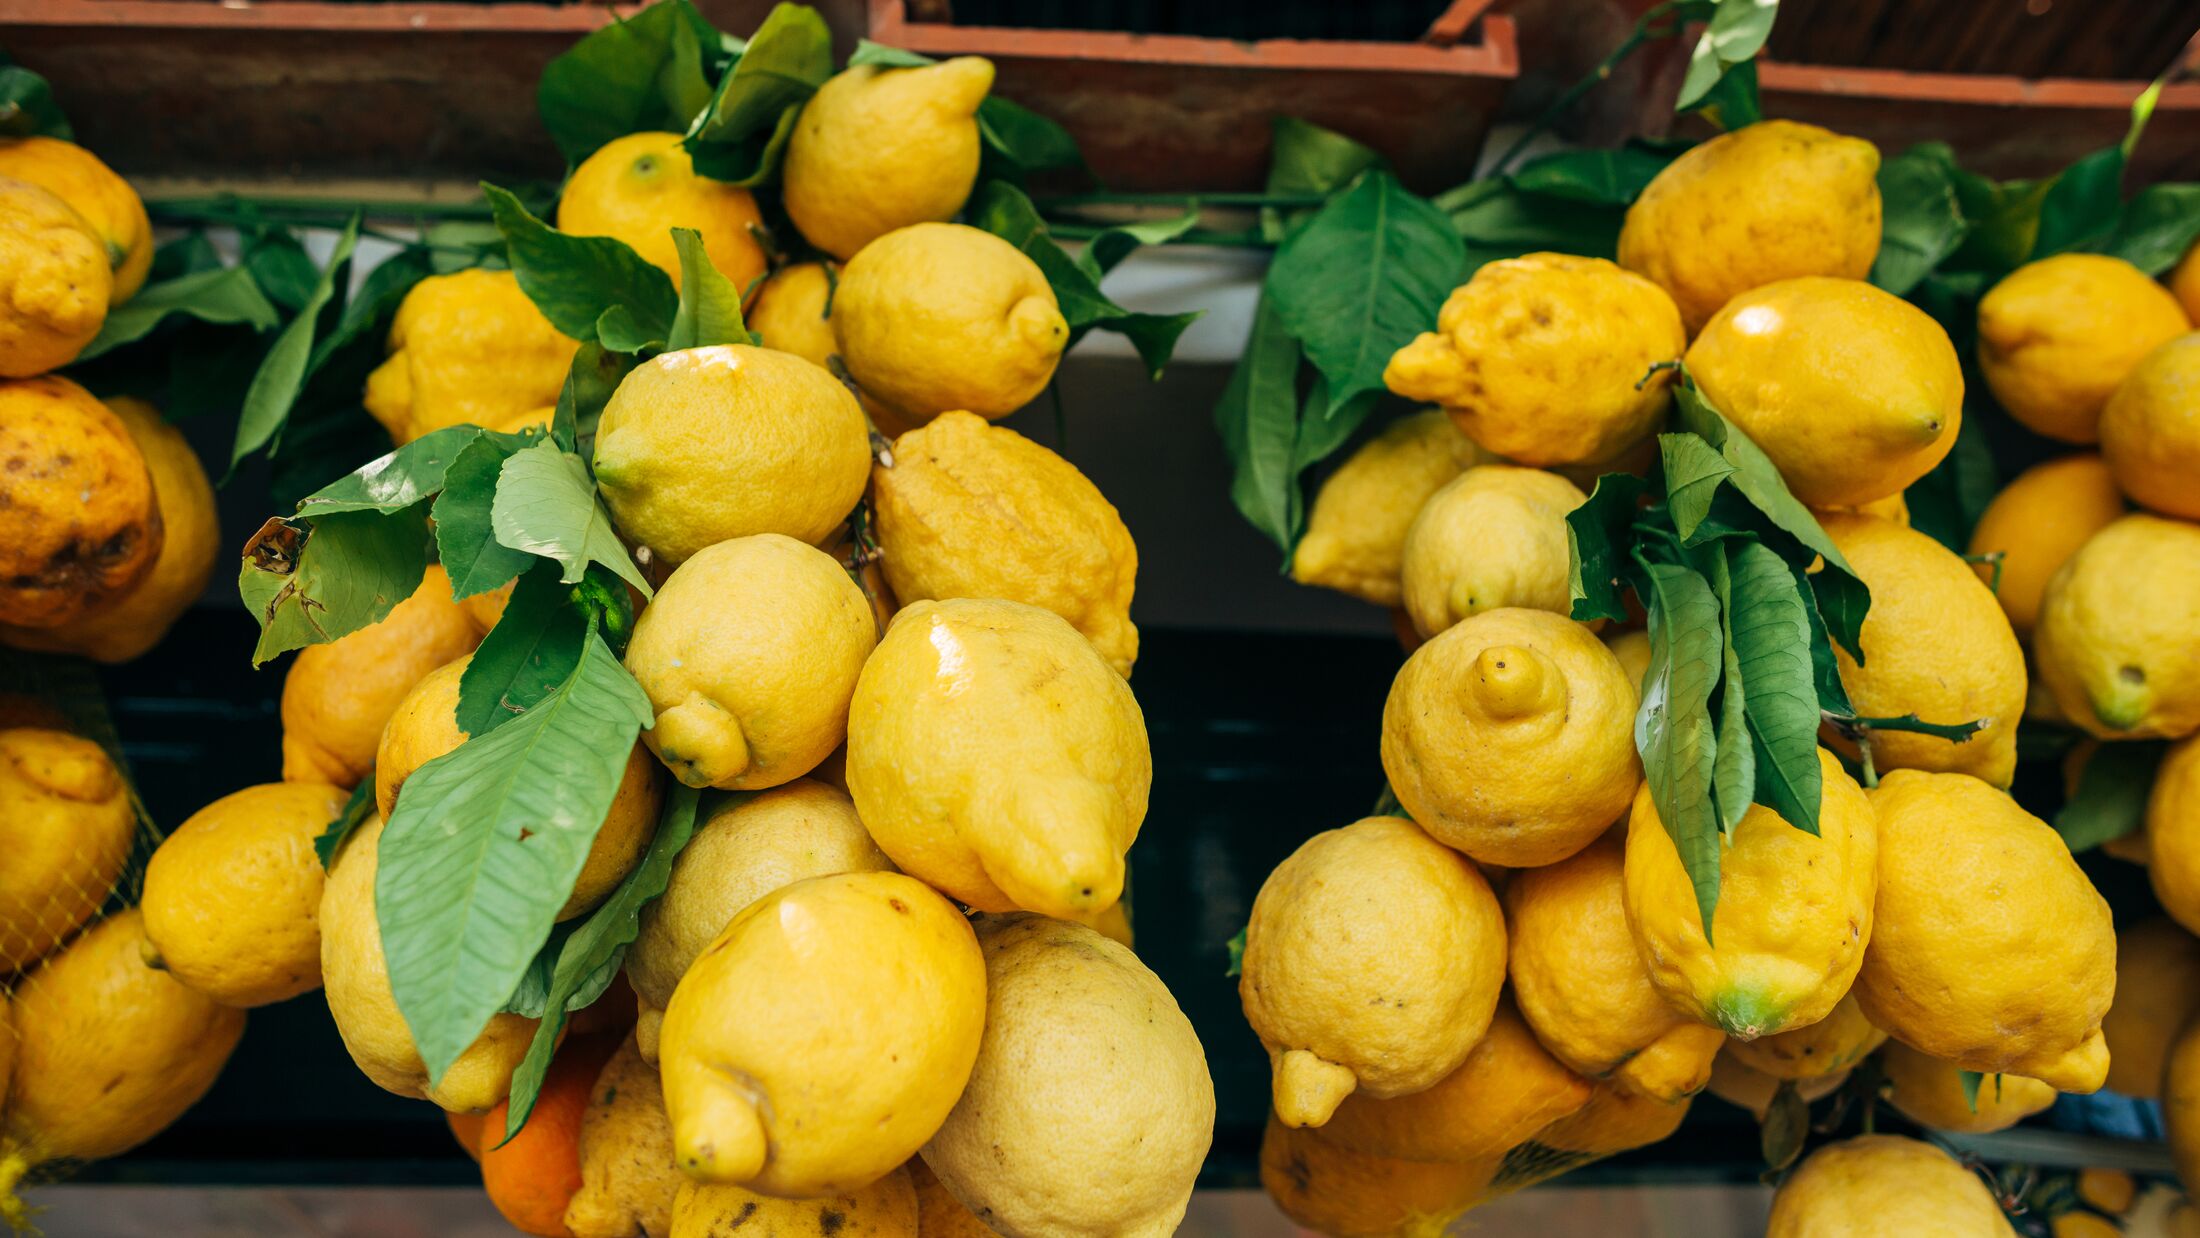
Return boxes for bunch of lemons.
[1254,117,2188,1236]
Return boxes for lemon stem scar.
[1708,985,1788,1041]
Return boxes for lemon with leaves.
[1399,465,1587,638]
[1625,748,1877,1040]
[0,177,110,377]
[1965,453,2125,639]
[1768,1135,2015,1237]
[363,269,577,445]
[1240,816,1506,1128]
[558,131,768,292]
[1292,410,1490,606]
[1978,253,2190,443]
[0,137,152,301]
[2101,332,2200,520]
[2035,513,2200,738]
[1880,1041,2055,1133]
[782,58,994,261]
[833,222,1067,424]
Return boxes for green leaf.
[379,624,653,1086]
[537,0,718,165]
[1075,203,1202,283]
[681,2,832,186]
[1267,169,1463,418]
[296,425,483,518]
[2032,146,2127,259]
[1949,174,2051,273]
[1678,0,1775,113]
[78,266,281,362]
[1636,560,1726,935]
[501,783,700,1140]
[1293,379,1380,483]
[1725,540,1824,834]
[1224,927,1247,979]
[238,507,431,666]
[2053,740,2167,853]
[1761,1079,1809,1171]
[664,228,755,350]
[686,102,802,187]
[553,344,642,454]
[0,63,71,139]
[150,232,223,282]
[1699,549,1756,835]
[847,39,935,69]
[2092,183,2200,275]
[977,96,1084,175]
[433,429,540,602]
[1508,144,1678,206]
[491,441,653,598]
[322,248,436,366]
[1214,297,1308,554]
[1905,409,1999,554]
[314,777,378,870]
[245,226,321,314]
[457,564,590,737]
[1790,557,1854,716]
[232,215,362,467]
[1438,178,1628,273]
[1662,433,1737,542]
[1958,1069,1985,1114]
[1261,116,1381,243]
[1871,144,1972,297]
[1567,472,1651,623]
[424,220,512,274]
[484,183,678,347]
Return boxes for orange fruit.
[447,1108,486,1162]
[481,1033,621,1237]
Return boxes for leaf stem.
[1824,711,1989,745]
[1960,550,2005,597]
[1034,190,1329,210]
[1485,0,1696,176]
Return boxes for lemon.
[0,726,135,973]
[623,534,877,790]
[1626,748,1877,1039]
[1703,1051,1849,1119]
[0,177,110,377]
[320,816,540,1112]
[2102,332,2200,519]
[1603,628,1652,688]
[833,223,1067,424]
[362,269,578,445]
[374,654,662,920]
[0,375,160,628]
[908,1160,994,1238]
[1725,994,1886,1081]
[2174,241,2200,323]
[1293,410,1490,606]
[873,410,1139,675]
[1880,1041,2056,1133]
[1505,829,1725,1101]
[1687,277,1962,508]
[2150,736,2200,939]
[671,1167,918,1238]
[592,344,873,564]
[0,910,245,1224]
[558,131,768,292]
[1526,1083,1692,1158]
[1258,1113,1496,1238]
[1319,995,1590,1163]
[1240,816,1506,1128]
[565,1034,684,1238]
[846,598,1149,920]
[1618,120,1882,334]
[0,137,151,302]
[1966,454,2126,639]
[139,780,350,1007]
[2035,513,2200,738]
[1768,1135,2015,1237]
[1381,607,1640,867]
[1398,465,1587,637]
[782,58,994,261]
[1856,769,2114,1092]
[922,914,1213,1238]
[2100,919,2200,1099]
[1819,511,2026,785]
[747,262,914,437]
[625,778,891,1024]
[1384,253,1684,466]
[1979,253,2191,443]
[659,872,985,1196]
[2167,1016,2200,1199]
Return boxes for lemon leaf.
[1261,116,1381,243]
[1698,546,1756,836]
[1507,143,1680,206]
[1213,297,1307,556]
[1760,1079,1809,1170]
[1676,0,1774,115]
[1074,203,1201,284]
[434,430,540,602]
[484,183,677,349]
[1636,557,1726,935]
[491,440,654,599]
[551,343,641,455]
[1566,472,1651,624]
[1957,1069,1985,1114]
[538,0,721,165]
[233,214,361,468]
[297,424,486,517]
[1788,556,1855,717]
[847,39,933,69]
[456,563,588,738]
[1224,927,1247,979]
[78,266,281,362]
[682,1,831,185]
[313,777,378,871]
[977,96,1084,177]
[2053,740,2167,854]
[0,62,70,140]
[1726,540,1823,835]
[1871,144,1972,297]
[1661,433,1737,541]
[2089,183,2200,276]
[238,505,432,666]
[665,228,755,350]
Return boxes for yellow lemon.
[1768,1135,2015,1237]
[1258,1113,1497,1238]
[0,137,152,301]
[1525,1083,1692,1158]
[0,176,110,377]
[0,910,244,1223]
[1506,828,1725,1101]
[319,817,539,1112]
[747,261,914,437]
[1384,252,1684,466]
[659,872,985,1196]
[2149,736,2200,940]
[1240,816,1506,1128]
[592,344,872,564]
[1603,628,1652,688]
[908,1160,993,1238]
[1625,748,1877,1039]
[623,534,876,790]
[565,1034,684,1238]
[374,654,662,920]
[873,410,1139,675]
[2173,240,2200,322]
[2101,918,2200,1099]
[1381,607,1640,867]
[1879,1040,2056,1133]
[0,375,160,628]
[139,780,350,1007]
[2102,332,2200,519]
[1293,410,1491,606]
[1686,276,1962,508]
[670,1168,918,1238]
[1966,454,2126,639]
[782,58,993,261]
[846,598,1149,920]
[2035,513,2200,738]
[1819,511,2026,785]
[0,726,135,973]
[1725,994,1887,1081]
[1618,120,1882,334]
[558,132,768,293]
[1318,995,1591,1163]
[833,222,1067,424]
[362,269,578,445]
[922,915,1213,1238]
[1398,464,1587,638]
[1979,253,2191,443]
[1857,769,2114,1092]
[1703,1052,1849,1119]
[2168,1016,2200,1199]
